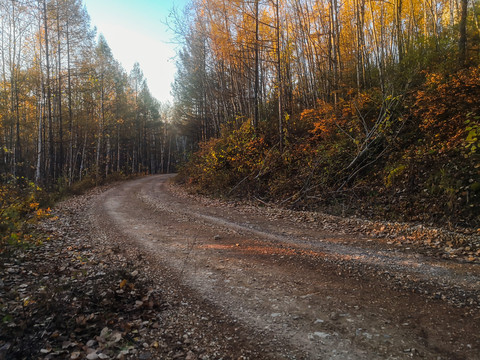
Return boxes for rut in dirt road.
[90,175,480,360]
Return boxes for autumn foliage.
[180,65,480,227]
[171,0,480,228]
[413,67,480,151]
[0,182,52,252]
[182,121,268,194]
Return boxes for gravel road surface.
[87,175,480,359]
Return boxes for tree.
[42,0,54,184]
[0,0,174,187]
[459,0,468,66]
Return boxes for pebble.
[186,350,197,360]
[309,332,330,339]
[329,312,339,321]
[86,340,97,347]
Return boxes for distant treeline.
[0,0,186,188]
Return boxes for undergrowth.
[178,66,480,229]
[0,172,139,253]
[0,179,53,253]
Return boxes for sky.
[83,0,189,103]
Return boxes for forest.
[0,0,479,249]
[0,0,189,250]
[0,0,181,189]
[173,0,480,228]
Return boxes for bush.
[0,181,52,252]
[179,121,268,195]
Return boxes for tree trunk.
[253,0,259,130]
[79,131,86,181]
[275,0,283,151]
[66,14,74,185]
[395,0,403,62]
[96,74,104,182]
[167,135,172,173]
[116,124,120,172]
[56,2,64,178]
[43,0,54,185]
[459,0,468,66]
[10,0,19,178]
[105,135,110,177]
[35,88,44,185]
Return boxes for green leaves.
[464,115,480,156]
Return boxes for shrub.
[0,181,52,252]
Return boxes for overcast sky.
[83,0,189,103]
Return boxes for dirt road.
[88,175,480,359]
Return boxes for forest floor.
[1,174,480,359]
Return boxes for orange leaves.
[29,202,40,210]
[412,66,480,151]
[303,96,370,142]
[35,207,51,220]
[301,101,338,140]
[119,279,127,289]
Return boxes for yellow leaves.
[119,279,135,291]
[385,164,407,188]
[1,183,53,251]
[119,279,128,289]
[463,116,480,157]
[183,119,269,190]
[23,296,35,307]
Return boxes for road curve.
[89,175,480,359]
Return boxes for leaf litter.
[0,208,165,359]
[0,186,265,360]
